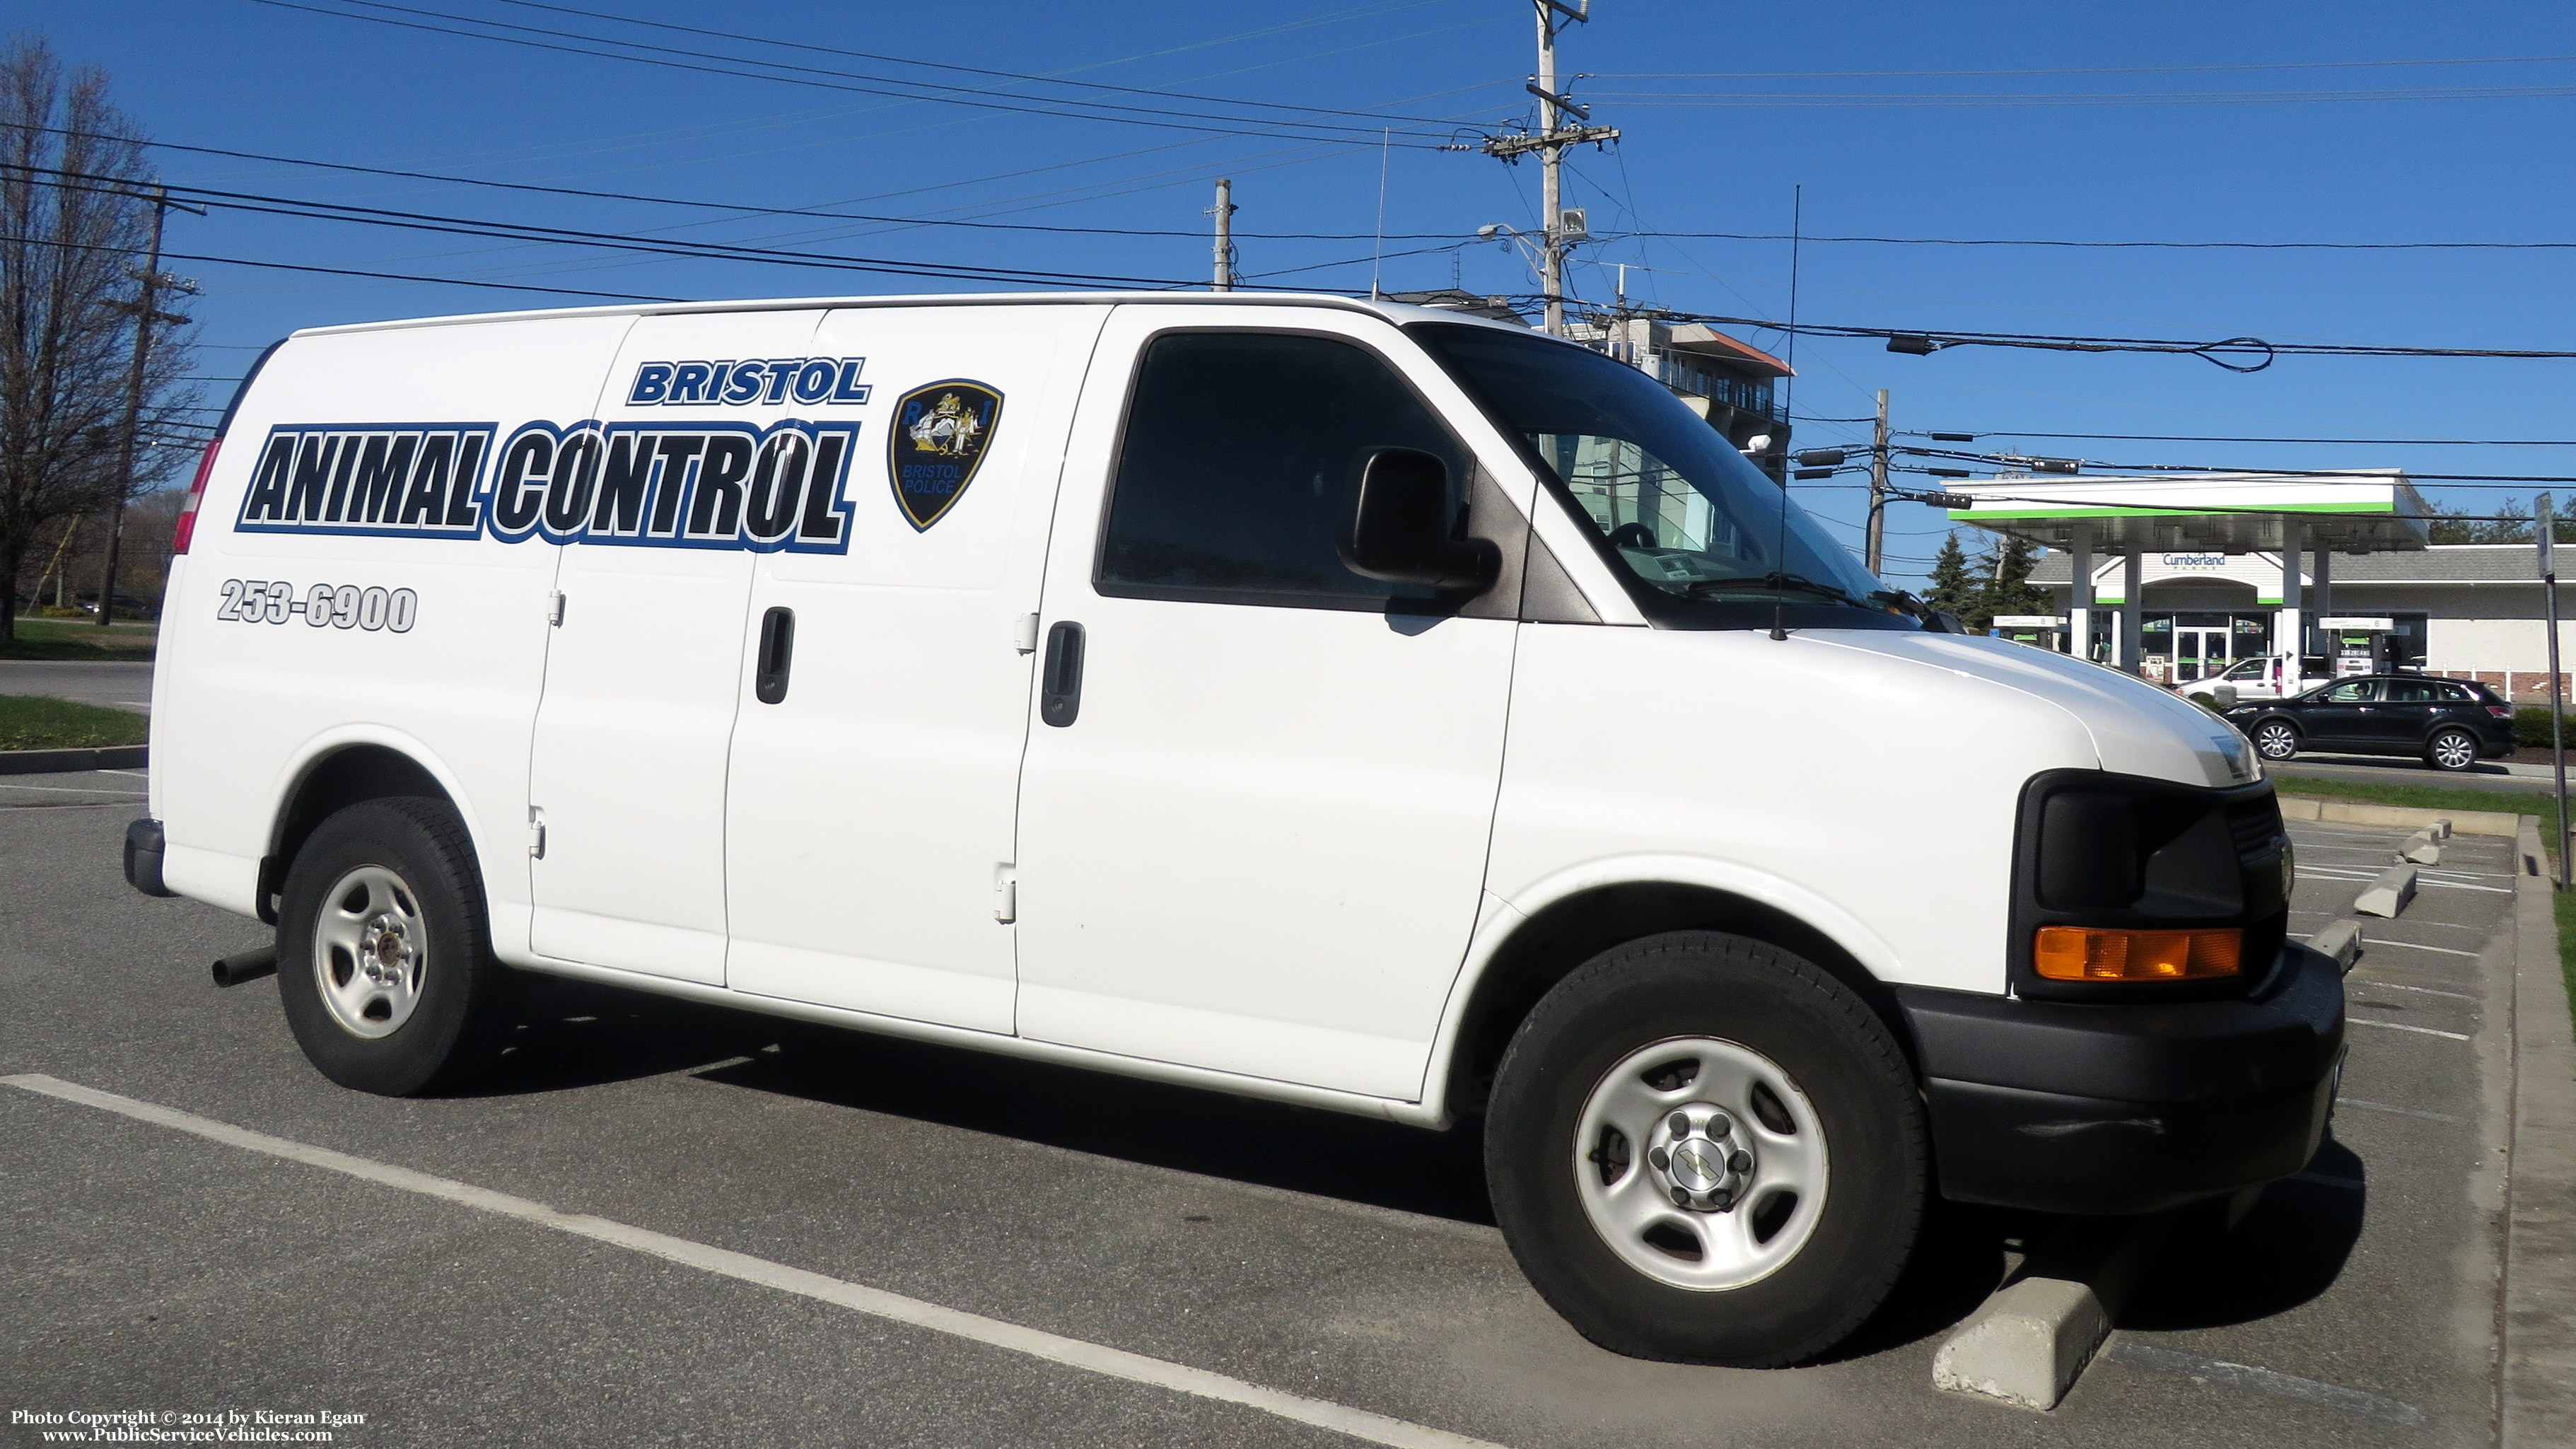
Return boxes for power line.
[1607,231,2576,252]
[1896,444,2576,487]
[484,0,1477,130]
[248,0,1478,148]
[3,163,1208,291]
[0,230,685,301]
[36,125,1475,243]
[1910,429,2576,446]
[1585,54,2576,80]
[1585,83,2576,108]
[1541,299,2576,368]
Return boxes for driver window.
[2326,680,2377,703]
[1098,331,1472,610]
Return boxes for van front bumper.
[1896,942,2344,1216]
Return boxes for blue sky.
[18,0,2576,586]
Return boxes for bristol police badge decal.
[890,380,1003,531]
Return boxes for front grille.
[2227,796,2285,860]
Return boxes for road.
[0,772,2532,1447]
[0,660,155,714]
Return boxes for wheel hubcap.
[2258,725,2295,758]
[1573,1036,1829,1291]
[2435,735,2473,768]
[314,864,426,1039]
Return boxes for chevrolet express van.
[126,293,2342,1366]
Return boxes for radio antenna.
[1771,185,1802,642]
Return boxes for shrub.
[2515,706,2575,748]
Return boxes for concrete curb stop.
[2397,827,2442,866]
[1931,1213,2176,1411]
[2277,796,2513,837]
[2503,816,2576,1448]
[2307,919,2364,973]
[0,745,146,776]
[2354,863,2418,919]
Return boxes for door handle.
[754,606,795,704]
[1040,620,1085,727]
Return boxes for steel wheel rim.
[1572,1035,1829,1292]
[2432,732,2475,769]
[2256,723,2297,759]
[313,863,428,1039]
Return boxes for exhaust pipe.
[211,945,279,988]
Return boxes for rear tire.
[2252,720,2300,761]
[1485,931,1925,1366]
[276,796,517,1095]
[2425,728,2479,773]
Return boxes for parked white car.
[125,292,2342,1367]
[2179,654,2330,707]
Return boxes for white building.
[1945,472,2576,702]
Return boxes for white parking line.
[2103,1339,2423,1425]
[2348,1018,2473,1042]
[2339,1098,2469,1124]
[0,782,147,796]
[2351,980,2476,1001]
[0,1074,1501,1449]
[2367,939,2481,958]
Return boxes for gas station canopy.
[1945,471,2432,554]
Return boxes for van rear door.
[721,303,1108,1032]
[525,308,826,984]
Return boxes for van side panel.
[153,315,636,923]
[1484,623,2101,996]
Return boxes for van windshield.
[1411,322,1909,630]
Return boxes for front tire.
[1485,932,1925,1366]
[2252,719,2300,761]
[276,797,516,1095]
[2425,727,2480,772]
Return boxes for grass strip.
[0,694,148,751]
[2274,773,2563,827]
[0,619,156,661]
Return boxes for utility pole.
[1864,388,1891,575]
[1209,178,1236,291]
[2544,494,2568,886]
[1482,1,1619,336]
[98,183,200,628]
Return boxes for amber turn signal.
[2032,926,2242,982]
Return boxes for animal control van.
[127,293,2343,1366]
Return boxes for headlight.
[2010,769,2288,1001]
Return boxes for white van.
[126,293,2342,1367]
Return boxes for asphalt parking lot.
[0,771,2546,1448]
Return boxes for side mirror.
[1338,448,1499,593]
[1925,610,1969,634]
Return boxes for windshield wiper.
[1683,572,1867,608]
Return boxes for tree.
[1923,531,1976,621]
[1974,533,2053,631]
[0,37,197,641]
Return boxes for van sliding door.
[719,304,1108,1032]
[525,309,826,983]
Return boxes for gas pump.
[1989,614,2065,652]
[2312,616,2402,677]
